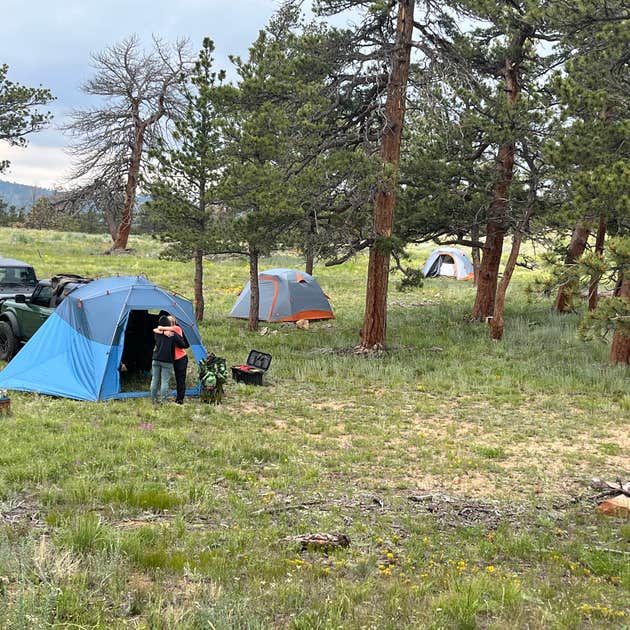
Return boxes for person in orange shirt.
[155,315,189,404]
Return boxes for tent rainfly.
[0,275,207,401]
[229,268,334,322]
[422,248,474,280]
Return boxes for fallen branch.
[591,546,630,556]
[408,494,436,502]
[252,499,325,516]
[286,532,351,552]
[590,477,630,498]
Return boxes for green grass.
[0,227,628,629]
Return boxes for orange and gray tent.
[229,268,334,322]
[422,248,474,280]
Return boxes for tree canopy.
[0,64,54,173]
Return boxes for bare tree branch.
[62,36,193,249]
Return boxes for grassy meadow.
[0,227,628,629]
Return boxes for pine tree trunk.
[588,213,607,311]
[471,223,481,287]
[113,125,145,251]
[359,0,414,350]
[193,247,204,321]
[305,255,314,277]
[490,204,534,340]
[609,273,630,364]
[305,210,315,276]
[471,31,528,321]
[473,217,506,319]
[194,173,207,321]
[248,248,260,332]
[471,120,515,320]
[554,222,590,312]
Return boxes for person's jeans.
[150,360,175,403]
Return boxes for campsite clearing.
[0,228,628,629]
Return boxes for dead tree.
[63,35,192,250]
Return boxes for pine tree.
[0,64,54,173]
[314,0,416,350]
[579,237,630,364]
[218,9,312,330]
[218,7,375,330]
[547,1,629,313]
[145,38,226,321]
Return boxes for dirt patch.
[127,572,155,592]
[337,435,353,449]
[272,418,289,430]
[573,428,630,452]
[508,425,629,479]
[395,467,503,498]
[234,401,275,415]
[0,494,44,529]
[312,401,356,411]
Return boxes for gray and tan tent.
[422,248,474,280]
[229,268,334,322]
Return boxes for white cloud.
[0,144,73,190]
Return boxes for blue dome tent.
[0,276,207,401]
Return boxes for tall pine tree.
[145,38,226,321]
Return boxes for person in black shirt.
[150,315,183,403]
[154,315,189,404]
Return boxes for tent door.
[110,310,161,395]
[121,310,158,374]
[428,254,455,277]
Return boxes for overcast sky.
[0,0,294,188]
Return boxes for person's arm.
[172,331,186,348]
[154,325,176,337]
[153,328,172,336]
[166,325,186,348]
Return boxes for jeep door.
[21,284,54,338]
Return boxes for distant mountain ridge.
[0,180,56,209]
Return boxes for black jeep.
[0,257,38,302]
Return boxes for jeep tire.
[0,321,17,361]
